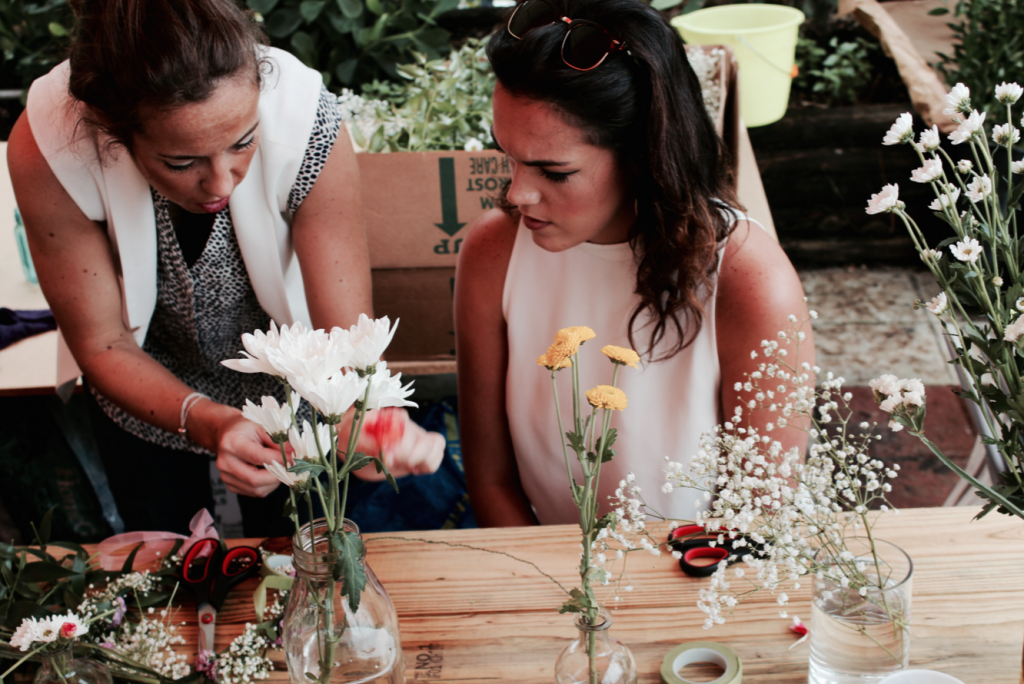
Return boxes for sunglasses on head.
[507,0,628,72]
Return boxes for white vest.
[26,47,322,388]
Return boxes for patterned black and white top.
[91,86,342,454]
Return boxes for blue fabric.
[0,308,56,351]
[344,397,476,533]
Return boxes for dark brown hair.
[68,0,267,149]
[488,0,739,360]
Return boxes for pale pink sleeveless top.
[502,222,733,524]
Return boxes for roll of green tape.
[660,642,742,684]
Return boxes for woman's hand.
[346,408,446,481]
[191,401,286,498]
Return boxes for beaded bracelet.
[178,392,208,439]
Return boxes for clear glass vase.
[555,609,637,684]
[34,645,111,684]
[282,518,404,684]
[809,538,913,684]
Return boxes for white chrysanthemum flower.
[928,186,960,211]
[1013,160,1024,175]
[289,420,333,462]
[1005,315,1024,343]
[949,110,986,145]
[910,158,943,183]
[1016,296,1024,312]
[882,112,915,145]
[993,123,1021,146]
[996,82,1023,104]
[343,314,399,371]
[241,393,297,442]
[943,82,971,116]
[951,237,983,262]
[917,124,940,152]
[966,175,992,203]
[222,321,286,376]
[266,460,308,488]
[269,326,352,385]
[865,184,901,215]
[289,371,368,424]
[10,617,42,651]
[957,159,973,173]
[363,361,417,410]
[925,292,948,315]
[463,137,484,152]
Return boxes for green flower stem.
[279,443,303,540]
[551,372,579,506]
[0,643,45,680]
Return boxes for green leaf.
[1009,178,1024,207]
[428,0,460,17]
[928,7,949,14]
[38,506,55,547]
[19,562,77,583]
[305,672,318,681]
[339,451,372,477]
[300,0,327,23]
[372,456,399,493]
[248,0,281,13]
[337,0,364,19]
[291,31,317,66]
[290,461,326,477]
[330,531,366,614]
[335,57,359,84]
[47,22,68,37]
[266,6,304,38]
[366,0,384,15]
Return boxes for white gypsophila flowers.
[925,292,948,315]
[241,393,297,442]
[98,613,190,680]
[943,82,971,116]
[928,185,960,211]
[865,183,901,215]
[1005,316,1024,343]
[950,237,983,263]
[1014,160,1024,175]
[910,158,943,183]
[289,371,367,424]
[463,137,484,152]
[993,123,1021,146]
[882,112,915,145]
[343,314,399,371]
[221,321,286,377]
[949,109,986,145]
[870,375,925,433]
[996,82,1023,105]
[917,124,940,152]
[363,361,417,411]
[966,175,993,203]
[957,159,973,173]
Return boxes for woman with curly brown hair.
[454,0,814,526]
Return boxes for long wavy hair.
[67,0,267,150]
[487,0,739,360]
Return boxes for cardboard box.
[373,267,457,375]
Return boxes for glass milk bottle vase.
[555,609,637,684]
[282,519,405,684]
[34,645,111,684]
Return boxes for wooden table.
[191,506,1024,683]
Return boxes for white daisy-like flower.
[289,371,368,424]
[288,420,333,462]
[882,112,915,145]
[1016,296,1024,312]
[950,237,983,263]
[996,82,1023,105]
[1005,315,1024,343]
[865,184,901,215]
[993,123,1021,146]
[993,276,1004,287]
[957,159,973,173]
[241,393,297,442]
[463,137,484,152]
[943,82,971,116]
[10,617,42,651]
[364,362,418,410]
[266,460,309,488]
[949,110,986,145]
[928,185,960,211]
[966,175,992,203]
[1013,160,1024,175]
[917,124,940,152]
[222,321,286,377]
[910,158,943,183]
[343,314,399,371]
[925,292,948,315]
[919,248,943,263]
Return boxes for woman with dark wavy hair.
[454,0,814,526]
[8,0,443,535]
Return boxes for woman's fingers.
[215,416,284,497]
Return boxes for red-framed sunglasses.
[507,0,629,72]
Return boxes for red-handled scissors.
[179,539,260,653]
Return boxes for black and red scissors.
[178,539,261,652]
[668,524,761,578]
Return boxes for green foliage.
[0,0,74,92]
[934,0,1024,124]
[349,37,495,152]
[249,0,459,91]
[794,34,877,106]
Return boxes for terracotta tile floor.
[800,266,978,509]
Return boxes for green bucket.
[672,4,804,127]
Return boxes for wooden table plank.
[94,507,1024,683]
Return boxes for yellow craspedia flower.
[554,326,596,356]
[586,385,628,411]
[537,353,572,370]
[601,345,640,369]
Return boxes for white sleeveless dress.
[502,219,740,525]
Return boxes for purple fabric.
[0,308,56,351]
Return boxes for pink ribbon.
[96,509,219,571]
